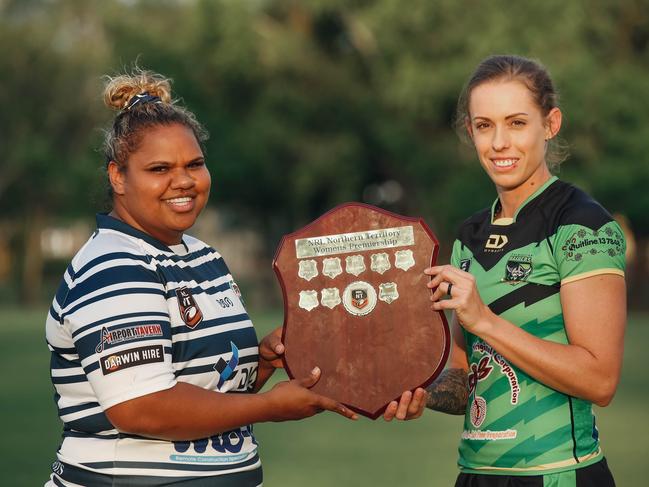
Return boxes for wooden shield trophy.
[273,203,450,419]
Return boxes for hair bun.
[103,67,173,111]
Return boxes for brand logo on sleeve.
[100,345,164,375]
[459,259,471,272]
[176,287,203,328]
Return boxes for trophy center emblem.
[351,289,368,309]
[342,281,377,316]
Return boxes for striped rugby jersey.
[450,177,625,475]
[46,214,262,486]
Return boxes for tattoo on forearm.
[425,368,468,415]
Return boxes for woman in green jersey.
[421,55,625,486]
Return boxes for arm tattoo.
[425,368,468,415]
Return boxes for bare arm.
[426,316,469,415]
[106,368,357,441]
[427,266,626,407]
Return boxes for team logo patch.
[95,324,163,353]
[176,286,203,328]
[459,259,471,272]
[342,281,377,316]
[100,344,164,375]
[503,254,532,285]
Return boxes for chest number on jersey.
[216,296,234,308]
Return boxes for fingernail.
[311,366,320,374]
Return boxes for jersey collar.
[490,176,558,225]
[96,213,188,253]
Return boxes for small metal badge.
[345,254,366,276]
[298,290,319,311]
[394,249,415,271]
[342,281,377,316]
[378,282,399,304]
[321,287,341,309]
[298,259,318,281]
[322,257,343,279]
[370,252,391,274]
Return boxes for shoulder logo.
[561,225,624,262]
[459,259,471,272]
[176,286,203,328]
[485,234,508,251]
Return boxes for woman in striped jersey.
[45,67,357,486]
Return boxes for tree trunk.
[21,209,45,304]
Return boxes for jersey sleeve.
[62,256,176,409]
[450,239,463,268]
[552,217,626,285]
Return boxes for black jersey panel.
[456,180,616,271]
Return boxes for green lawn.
[2,307,647,486]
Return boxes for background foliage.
[1,0,648,306]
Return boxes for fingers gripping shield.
[273,203,450,419]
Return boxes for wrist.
[471,306,496,339]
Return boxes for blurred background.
[1,0,648,485]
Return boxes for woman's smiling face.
[108,123,211,245]
[467,79,561,198]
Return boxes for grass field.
[2,307,647,486]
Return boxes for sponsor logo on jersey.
[214,341,239,390]
[95,324,164,353]
[100,344,164,375]
[560,225,624,262]
[470,395,487,428]
[176,286,203,328]
[228,279,243,301]
[485,234,509,251]
[459,259,471,272]
[503,254,532,285]
[472,341,520,405]
[51,461,64,476]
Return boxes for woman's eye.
[511,120,526,127]
[476,122,489,130]
[150,166,168,172]
[188,160,205,169]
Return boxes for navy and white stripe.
[46,214,261,485]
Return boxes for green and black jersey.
[450,176,625,475]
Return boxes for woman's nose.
[171,169,195,189]
[491,126,510,151]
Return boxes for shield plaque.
[273,203,450,419]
